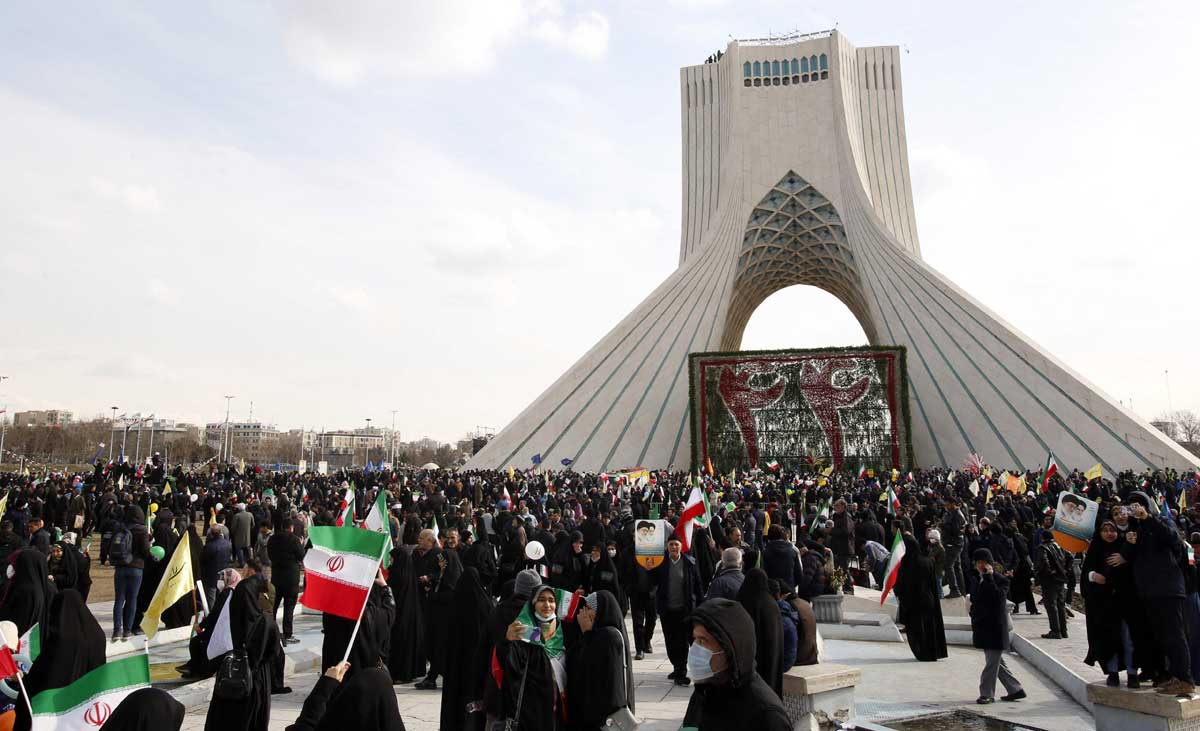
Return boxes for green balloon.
[149,545,166,561]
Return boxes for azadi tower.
[468,30,1194,473]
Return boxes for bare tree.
[1175,410,1200,445]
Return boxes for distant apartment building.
[13,410,73,427]
[206,421,281,463]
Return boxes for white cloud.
[318,284,373,314]
[277,0,608,86]
[90,177,161,212]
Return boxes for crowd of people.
[0,455,1194,728]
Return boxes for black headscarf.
[99,688,185,731]
[735,568,783,697]
[0,549,53,644]
[894,535,947,662]
[317,667,406,731]
[14,590,108,731]
[567,588,634,726]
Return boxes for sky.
[1,1,1196,444]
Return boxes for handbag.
[605,630,640,731]
[214,650,254,701]
[73,514,85,530]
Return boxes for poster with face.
[634,519,667,570]
[1053,491,1099,553]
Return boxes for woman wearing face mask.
[566,590,634,731]
[681,598,789,731]
[583,543,626,616]
[502,582,575,731]
[177,568,241,680]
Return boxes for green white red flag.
[1040,453,1061,494]
[362,490,393,566]
[879,531,906,605]
[300,525,389,619]
[30,651,149,731]
[334,486,355,527]
[677,487,709,552]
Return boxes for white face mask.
[535,611,555,623]
[5,565,12,580]
[608,549,617,558]
[217,579,226,591]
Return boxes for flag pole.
[15,673,33,721]
[339,540,389,665]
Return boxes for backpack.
[214,650,254,700]
[109,525,134,567]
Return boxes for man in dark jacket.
[413,528,462,690]
[682,598,790,731]
[1121,492,1193,696]
[705,548,745,601]
[970,549,1025,704]
[199,526,232,608]
[266,518,305,643]
[940,497,967,598]
[761,525,802,592]
[1035,538,1069,639]
[654,535,704,685]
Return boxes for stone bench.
[1088,682,1200,731]
[782,663,861,731]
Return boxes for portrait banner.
[1053,491,1099,553]
[634,518,668,570]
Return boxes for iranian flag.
[362,490,394,566]
[300,525,389,619]
[30,651,150,731]
[18,623,40,662]
[334,486,355,527]
[765,459,780,471]
[887,486,900,516]
[677,487,710,552]
[879,531,907,605]
[857,464,868,480]
[1040,453,1061,494]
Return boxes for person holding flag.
[891,534,948,662]
[205,564,283,731]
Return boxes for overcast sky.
[1,1,1196,446]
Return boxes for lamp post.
[109,406,118,465]
[0,376,9,468]
[364,418,372,466]
[390,410,398,467]
[223,395,235,463]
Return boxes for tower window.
[802,73,809,83]
[810,55,818,73]
[821,71,828,80]
[753,61,761,77]
[801,57,809,73]
[793,57,800,73]
[743,62,751,78]
[819,53,828,71]
[772,60,780,76]
[753,78,761,87]
[792,75,800,84]
[782,59,789,75]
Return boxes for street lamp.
[390,410,398,467]
[223,395,235,463]
[109,406,118,464]
[0,376,9,468]
[364,418,372,466]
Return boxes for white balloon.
[525,540,545,561]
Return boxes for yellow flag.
[0,491,8,518]
[140,531,195,639]
[821,465,834,477]
[985,481,994,504]
[162,483,172,495]
[1007,473,1025,495]
[507,465,515,481]
[1084,464,1103,481]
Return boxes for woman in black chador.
[894,534,948,662]
[567,590,635,731]
[735,568,784,697]
[438,567,495,731]
[386,547,424,683]
[204,572,281,731]
[14,589,107,731]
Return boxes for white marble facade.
[467,30,1194,473]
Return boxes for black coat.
[893,537,947,662]
[761,540,802,591]
[970,571,1011,651]
[201,536,232,591]
[438,569,494,731]
[266,532,305,595]
[1121,513,1186,598]
[204,576,280,731]
[736,569,784,697]
[567,591,632,731]
[322,584,396,681]
[683,599,791,731]
[386,547,425,683]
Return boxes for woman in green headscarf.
[501,582,573,731]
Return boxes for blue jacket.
[777,598,798,668]
[705,565,745,602]
[653,554,704,615]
